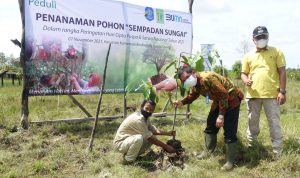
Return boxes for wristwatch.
[279,88,286,95]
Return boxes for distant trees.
[213,65,228,77]
[0,52,22,76]
[0,52,7,65]
[232,60,242,79]
[286,68,300,81]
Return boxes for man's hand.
[277,93,286,105]
[241,73,253,86]
[173,100,183,108]
[147,136,176,153]
[168,130,176,137]
[243,79,253,86]
[155,130,176,136]
[216,115,224,128]
[164,144,176,153]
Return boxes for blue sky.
[1,0,299,69]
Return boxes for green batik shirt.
[181,71,244,115]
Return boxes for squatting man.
[113,100,176,164]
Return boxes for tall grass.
[0,78,299,177]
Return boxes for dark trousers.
[204,106,240,143]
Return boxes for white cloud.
[191,0,300,68]
[118,0,188,12]
[0,0,22,57]
[193,0,231,14]
[293,8,300,17]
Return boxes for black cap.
[253,26,269,37]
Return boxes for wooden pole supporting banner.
[30,116,123,124]
[187,0,193,120]
[161,98,170,112]
[188,0,194,13]
[123,95,127,119]
[19,0,29,129]
[88,44,111,152]
[166,113,191,117]
[68,95,93,117]
[30,112,168,125]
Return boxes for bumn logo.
[166,14,182,23]
[144,7,154,21]
[29,0,57,9]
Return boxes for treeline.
[215,60,300,81]
[0,52,22,77]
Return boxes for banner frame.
[18,0,193,129]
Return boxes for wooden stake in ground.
[87,43,111,152]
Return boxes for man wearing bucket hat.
[241,26,286,157]
[173,66,244,170]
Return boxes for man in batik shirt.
[173,66,244,171]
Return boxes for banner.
[24,0,192,96]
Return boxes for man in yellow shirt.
[113,100,176,164]
[241,26,286,156]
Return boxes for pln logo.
[144,7,154,21]
[156,9,164,24]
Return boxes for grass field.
[0,78,300,178]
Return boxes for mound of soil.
[164,139,186,169]
[166,139,184,153]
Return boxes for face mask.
[141,109,152,119]
[184,75,197,88]
[255,39,268,48]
